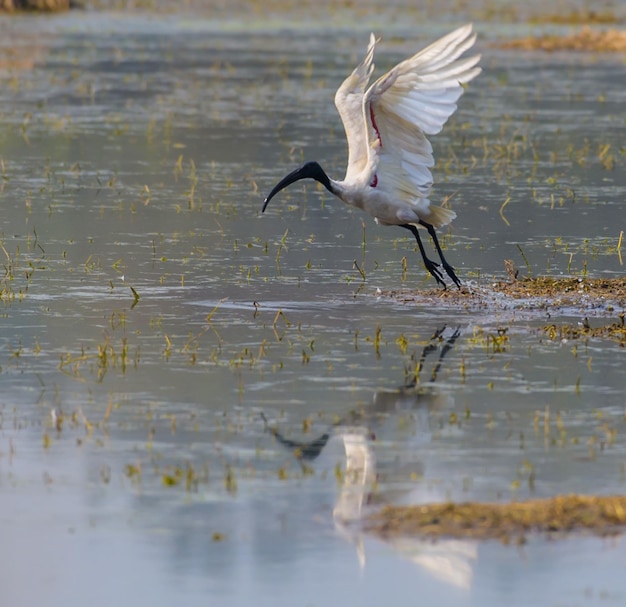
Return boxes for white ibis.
[262,24,481,288]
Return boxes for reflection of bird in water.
[260,415,332,461]
[334,325,460,522]
[262,26,481,288]
[263,326,477,588]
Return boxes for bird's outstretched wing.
[364,24,481,225]
[334,33,377,181]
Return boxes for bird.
[262,24,481,289]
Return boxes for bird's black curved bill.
[261,165,310,213]
[262,161,331,213]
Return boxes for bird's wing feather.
[363,24,481,223]
[334,33,377,181]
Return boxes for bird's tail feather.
[424,204,456,228]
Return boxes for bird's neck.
[310,163,337,196]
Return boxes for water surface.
[0,10,625,607]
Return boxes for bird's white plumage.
[334,34,377,181]
[263,25,481,289]
[334,24,481,228]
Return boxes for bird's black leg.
[419,220,461,289]
[400,224,446,288]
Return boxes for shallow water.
[1,10,625,607]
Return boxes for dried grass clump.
[498,27,626,52]
[495,276,626,300]
[530,10,620,25]
[366,494,626,542]
[381,276,626,315]
[0,0,71,10]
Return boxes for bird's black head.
[262,161,333,213]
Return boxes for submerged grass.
[366,494,626,542]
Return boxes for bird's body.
[331,179,445,228]
[263,25,481,288]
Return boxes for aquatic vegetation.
[224,465,237,494]
[468,326,509,353]
[543,315,626,345]
[0,232,48,303]
[58,333,140,382]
